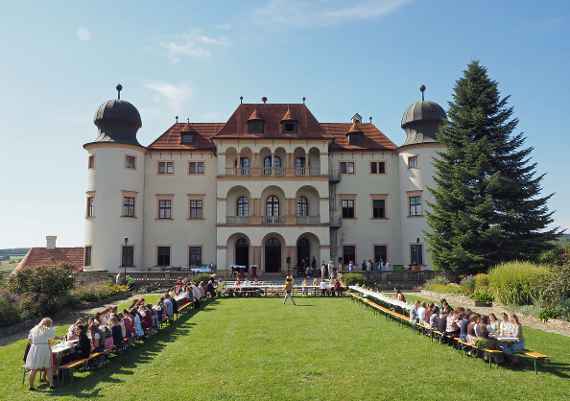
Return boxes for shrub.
[540,264,570,308]
[191,273,213,284]
[474,273,490,289]
[426,276,449,286]
[488,261,551,305]
[424,282,467,295]
[341,273,366,287]
[0,289,20,326]
[72,283,128,303]
[460,275,475,294]
[8,264,74,296]
[471,289,494,303]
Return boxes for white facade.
[84,99,445,273]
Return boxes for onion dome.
[92,84,142,146]
[401,85,446,146]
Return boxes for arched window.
[263,156,272,176]
[266,195,280,217]
[273,156,282,175]
[237,196,249,217]
[297,196,309,217]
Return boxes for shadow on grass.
[45,299,219,399]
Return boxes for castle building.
[83,88,446,274]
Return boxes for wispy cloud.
[254,0,413,27]
[76,27,92,41]
[160,32,229,63]
[144,82,192,115]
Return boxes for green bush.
[0,289,20,326]
[460,275,476,294]
[341,273,366,287]
[72,283,128,303]
[488,261,551,305]
[424,282,467,295]
[540,264,570,308]
[471,289,494,303]
[474,273,490,289]
[426,276,449,286]
[8,264,74,296]
[191,273,213,284]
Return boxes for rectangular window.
[122,245,134,267]
[410,244,423,265]
[370,161,385,174]
[408,196,422,216]
[374,245,387,263]
[86,196,95,218]
[158,161,174,174]
[88,155,95,169]
[189,246,202,266]
[189,199,203,219]
[343,245,356,265]
[372,199,386,219]
[158,199,172,219]
[122,197,136,217]
[157,246,171,267]
[189,161,205,175]
[408,156,418,169]
[84,246,92,266]
[339,161,355,175]
[181,133,194,144]
[125,155,136,169]
[341,199,355,219]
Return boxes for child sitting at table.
[499,312,513,336]
[499,314,525,354]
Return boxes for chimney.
[46,235,57,250]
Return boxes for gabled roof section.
[215,103,329,139]
[148,122,225,151]
[321,122,397,151]
[17,247,85,272]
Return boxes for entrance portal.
[235,237,249,267]
[297,237,310,270]
[264,237,281,273]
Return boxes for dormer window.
[283,121,297,133]
[248,120,264,134]
[181,132,194,144]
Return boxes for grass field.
[1,297,569,401]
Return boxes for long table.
[349,285,412,313]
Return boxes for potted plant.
[472,289,494,307]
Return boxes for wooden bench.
[177,302,192,314]
[517,351,549,374]
[58,351,106,384]
[454,338,503,367]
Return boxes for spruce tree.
[427,61,560,275]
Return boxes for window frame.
[181,133,194,144]
[248,120,264,134]
[410,244,423,265]
[86,196,95,218]
[189,198,204,219]
[408,155,418,169]
[374,245,388,264]
[157,246,171,267]
[158,161,175,175]
[370,161,386,175]
[408,195,422,217]
[237,196,249,217]
[121,245,134,267]
[88,155,95,169]
[188,161,205,175]
[158,198,173,219]
[84,246,92,266]
[372,199,386,219]
[189,246,202,267]
[341,199,355,219]
[339,161,355,175]
[125,155,136,170]
[296,196,309,217]
[342,245,356,265]
[122,196,136,218]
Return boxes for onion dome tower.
[83,85,145,273]
[401,84,446,146]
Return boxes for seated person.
[487,313,499,336]
[429,306,439,328]
[110,316,123,348]
[458,312,469,341]
[66,319,83,341]
[499,312,513,336]
[499,314,525,354]
[445,310,459,337]
[88,319,104,352]
[417,302,427,323]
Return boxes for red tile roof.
[17,247,85,272]
[215,104,330,139]
[321,122,397,151]
[148,122,225,151]
[147,103,397,152]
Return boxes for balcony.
[262,215,285,224]
[226,216,250,225]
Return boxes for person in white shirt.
[417,302,426,322]
[348,261,354,273]
[191,282,202,309]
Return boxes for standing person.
[283,273,296,305]
[311,256,317,272]
[26,317,58,390]
[361,259,367,272]
[320,263,326,280]
[348,260,354,273]
[366,259,373,272]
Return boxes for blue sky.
[0,0,568,247]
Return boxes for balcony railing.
[262,215,285,224]
[274,166,284,176]
[226,216,250,225]
[295,167,306,176]
[296,215,321,225]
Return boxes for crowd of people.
[409,299,525,354]
[24,276,218,391]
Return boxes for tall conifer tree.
[427,61,559,274]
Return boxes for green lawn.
[1,297,570,401]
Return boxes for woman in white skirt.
[25,317,57,390]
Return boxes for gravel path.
[411,290,570,338]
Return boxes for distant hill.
[0,248,29,258]
[560,234,570,243]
